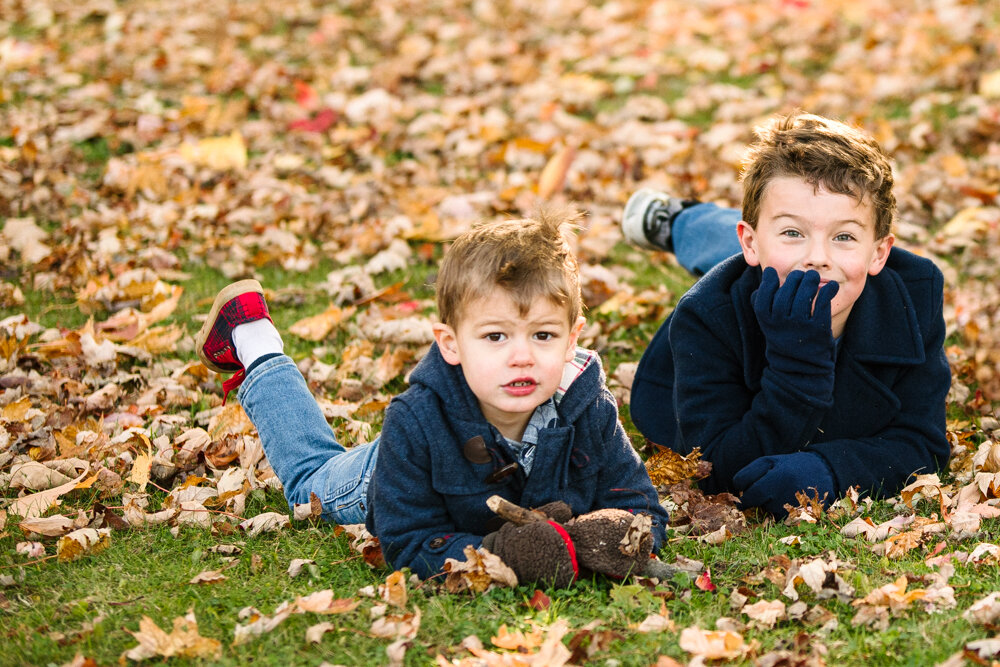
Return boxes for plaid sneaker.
[195,279,272,403]
[621,188,699,252]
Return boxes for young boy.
[196,212,669,585]
[621,112,951,517]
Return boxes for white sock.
[232,319,284,369]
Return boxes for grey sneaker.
[621,188,697,252]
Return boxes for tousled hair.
[741,112,895,239]
[436,208,582,327]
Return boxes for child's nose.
[803,239,832,269]
[509,339,533,365]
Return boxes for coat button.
[484,462,519,484]
[429,537,446,548]
[462,436,491,464]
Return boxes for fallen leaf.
[56,528,111,562]
[122,609,221,661]
[678,626,749,661]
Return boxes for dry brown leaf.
[743,599,786,628]
[678,626,749,661]
[443,545,518,593]
[238,512,290,537]
[19,515,75,537]
[645,446,705,486]
[122,609,221,662]
[189,570,227,585]
[295,589,360,615]
[380,570,408,608]
[370,607,421,640]
[56,528,111,562]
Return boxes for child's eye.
[534,331,556,341]
[780,229,803,238]
[485,332,506,342]
[834,232,856,242]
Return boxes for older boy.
[196,212,668,584]
[622,112,950,516]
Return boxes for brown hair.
[741,112,896,239]
[436,209,582,327]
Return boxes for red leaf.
[288,109,337,133]
[527,589,551,611]
[695,568,716,592]
[293,80,319,110]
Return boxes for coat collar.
[730,252,925,368]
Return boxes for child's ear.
[565,316,586,362]
[432,323,462,366]
[737,221,760,266]
[867,233,895,276]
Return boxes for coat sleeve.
[368,400,483,580]
[589,388,670,551]
[667,300,835,493]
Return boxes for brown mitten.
[564,509,653,579]
[481,520,578,588]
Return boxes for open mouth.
[504,379,537,395]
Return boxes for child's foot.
[195,279,273,402]
[620,188,698,252]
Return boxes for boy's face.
[433,289,585,442]
[737,175,894,338]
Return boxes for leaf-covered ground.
[4,1,1000,665]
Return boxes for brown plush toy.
[481,499,655,586]
[481,519,578,588]
[564,508,653,579]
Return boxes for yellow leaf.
[380,570,408,608]
[129,450,152,489]
[645,446,704,486]
[979,69,1000,99]
[56,528,111,562]
[537,146,575,200]
[289,304,356,341]
[179,131,247,171]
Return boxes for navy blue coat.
[630,248,950,497]
[366,344,669,580]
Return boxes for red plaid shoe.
[195,279,272,403]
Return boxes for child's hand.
[733,452,835,518]
[481,521,578,587]
[564,508,653,578]
[751,268,839,383]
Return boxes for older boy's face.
[433,289,584,442]
[737,175,894,338]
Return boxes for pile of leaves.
[4,0,1000,664]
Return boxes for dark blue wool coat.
[366,344,669,580]
[630,247,951,498]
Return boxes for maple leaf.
[121,609,221,661]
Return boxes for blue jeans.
[237,355,378,524]
[672,203,743,276]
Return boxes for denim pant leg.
[237,355,378,525]
[671,203,743,276]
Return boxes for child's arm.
[367,401,483,580]
[667,268,950,498]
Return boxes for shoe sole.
[195,279,265,373]
[621,188,665,250]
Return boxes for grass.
[2,250,997,666]
[5,495,1000,665]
